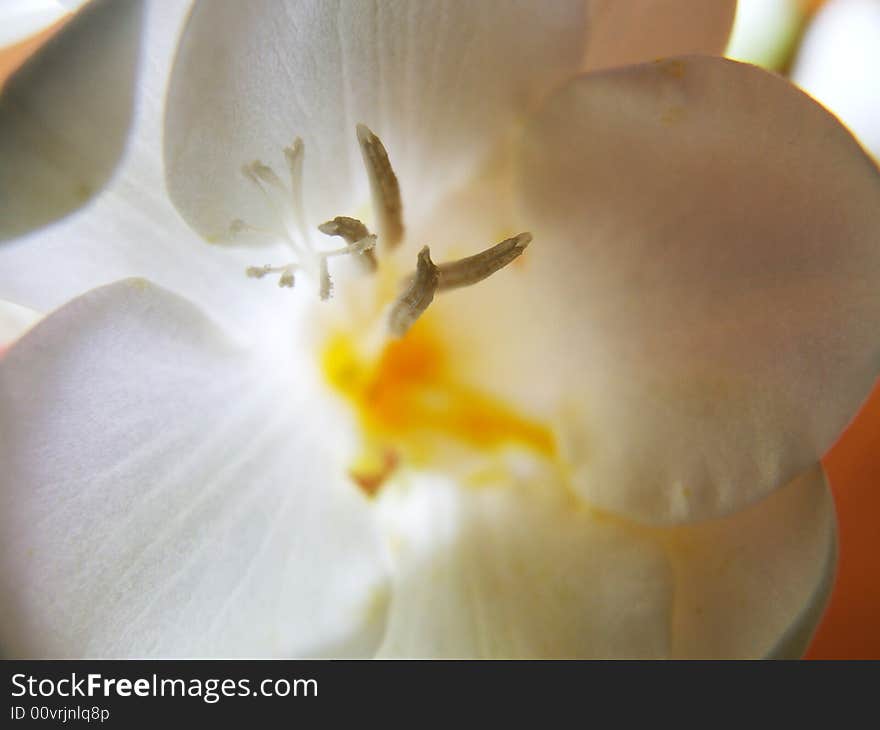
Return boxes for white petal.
[164,0,590,240]
[665,464,836,658]
[373,464,834,659]
[375,474,673,658]
[509,57,880,524]
[0,0,77,48]
[0,299,41,345]
[584,0,736,70]
[0,166,293,340]
[792,0,880,159]
[0,0,142,240]
[0,279,388,657]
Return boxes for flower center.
[322,317,556,496]
[223,125,552,495]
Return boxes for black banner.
[3,660,872,725]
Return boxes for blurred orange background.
[1,6,877,660]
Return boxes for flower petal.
[792,0,880,159]
[514,57,880,524]
[0,166,292,340]
[0,279,389,657]
[584,0,736,70]
[665,464,836,659]
[375,474,673,658]
[0,0,75,48]
[164,0,590,240]
[373,462,833,658]
[0,0,142,241]
[0,299,41,346]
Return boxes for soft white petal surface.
[584,0,736,70]
[792,0,880,159]
[372,460,834,658]
[0,0,80,48]
[0,0,141,240]
[0,279,388,657]
[508,56,880,524]
[375,474,673,658]
[164,0,590,240]
[0,299,41,345]
[665,464,836,658]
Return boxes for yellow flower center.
[322,317,555,496]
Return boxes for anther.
[278,270,295,288]
[319,216,370,243]
[318,216,379,271]
[246,265,271,279]
[388,246,440,337]
[435,233,532,291]
[356,124,404,251]
[246,264,297,288]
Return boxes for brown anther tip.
[514,232,532,249]
[279,271,295,288]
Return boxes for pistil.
[356,123,405,252]
[388,246,440,337]
[388,233,532,336]
[434,233,531,291]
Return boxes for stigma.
[223,125,532,336]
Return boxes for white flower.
[0,0,878,659]
[0,1,84,49]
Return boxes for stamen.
[435,233,532,291]
[246,264,275,278]
[388,246,440,337]
[231,133,527,310]
[318,216,370,243]
[283,138,313,248]
[279,269,296,288]
[246,263,298,288]
[244,160,282,189]
[241,161,309,260]
[323,235,378,259]
[356,124,404,251]
[229,218,285,238]
[318,216,379,271]
[319,256,333,300]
